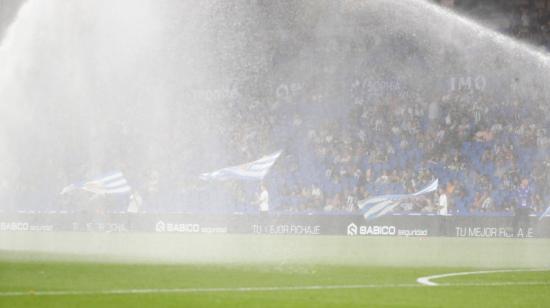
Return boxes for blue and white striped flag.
[200,151,282,181]
[60,171,131,195]
[539,206,550,221]
[358,179,438,220]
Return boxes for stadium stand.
[2,0,549,216]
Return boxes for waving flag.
[358,179,438,220]
[540,206,550,221]
[412,179,439,196]
[200,151,282,181]
[60,171,131,195]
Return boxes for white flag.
[200,151,282,181]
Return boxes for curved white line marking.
[417,269,550,286]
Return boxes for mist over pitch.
[0,0,549,216]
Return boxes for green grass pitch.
[1,233,549,307]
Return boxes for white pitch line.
[2,281,550,297]
[417,269,550,286]
[0,284,420,297]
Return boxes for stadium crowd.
[211,0,550,216]
[221,81,550,216]
[2,0,549,217]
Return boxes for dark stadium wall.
[0,0,25,40]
